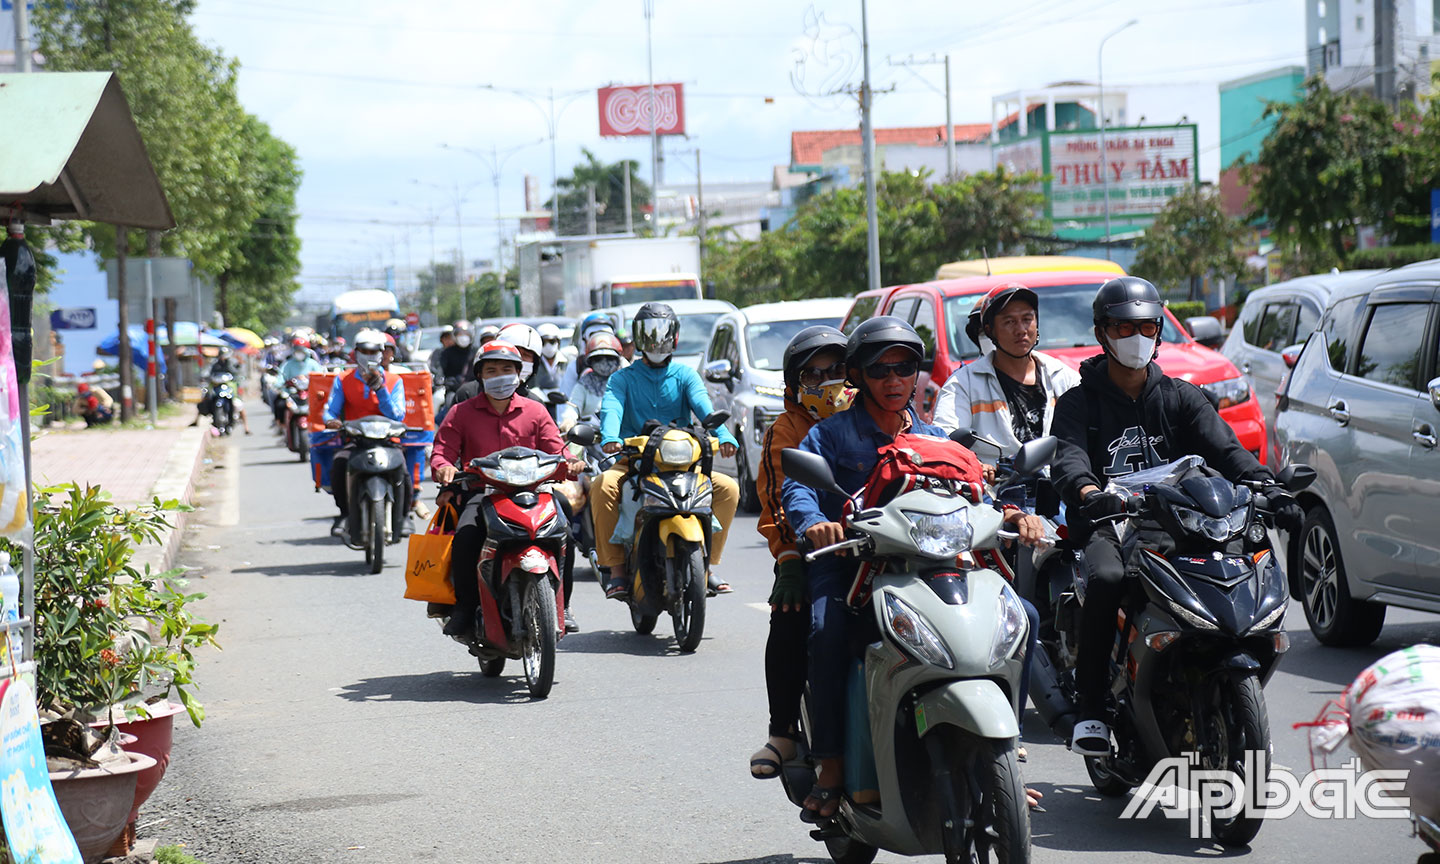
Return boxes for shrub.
[1346,244,1440,269]
[1166,301,1207,320]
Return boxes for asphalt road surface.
[145,431,1433,863]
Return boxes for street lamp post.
[1098,19,1138,260]
[860,0,881,294]
[412,179,485,321]
[443,139,544,314]
[479,86,592,236]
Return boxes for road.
[145,431,1433,863]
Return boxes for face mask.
[356,351,380,372]
[483,373,520,400]
[643,350,672,365]
[798,380,855,421]
[542,343,558,359]
[455,334,472,348]
[520,360,534,381]
[1110,333,1156,370]
[591,358,619,377]
[291,350,304,361]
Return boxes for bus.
[329,289,400,345]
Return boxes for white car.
[700,297,853,512]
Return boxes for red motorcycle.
[445,446,570,699]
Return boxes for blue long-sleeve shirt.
[599,360,738,449]
[323,369,406,423]
[782,404,943,538]
[279,354,324,383]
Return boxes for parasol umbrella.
[224,326,263,349]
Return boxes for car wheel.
[735,437,761,514]
[1299,505,1385,647]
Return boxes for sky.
[184,0,1309,306]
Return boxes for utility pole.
[586,184,598,235]
[623,162,634,234]
[453,186,467,322]
[645,0,662,202]
[13,0,30,73]
[860,0,881,294]
[116,225,133,421]
[888,53,954,179]
[1375,0,1398,108]
[695,149,705,247]
[1098,19,1138,261]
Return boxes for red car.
[839,270,1267,463]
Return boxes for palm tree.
[548,150,651,235]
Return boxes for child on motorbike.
[749,326,853,780]
[781,317,1046,823]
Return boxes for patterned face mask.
[591,358,619,377]
[797,380,854,420]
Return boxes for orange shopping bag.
[404,503,457,603]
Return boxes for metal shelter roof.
[0,71,174,230]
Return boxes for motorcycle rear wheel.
[480,657,505,678]
[367,500,385,574]
[630,603,658,635]
[295,420,309,461]
[1085,754,1133,797]
[672,544,706,653]
[521,578,558,699]
[823,836,878,864]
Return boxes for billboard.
[597,83,685,137]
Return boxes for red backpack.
[842,433,997,607]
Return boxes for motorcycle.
[437,446,570,699]
[568,411,729,653]
[566,416,606,574]
[777,433,1051,864]
[260,365,281,409]
[207,371,236,436]
[1032,454,1314,847]
[338,415,412,574]
[282,377,310,462]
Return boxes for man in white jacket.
[933,282,1080,459]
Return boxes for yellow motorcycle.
[571,412,728,653]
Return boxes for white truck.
[571,236,703,313]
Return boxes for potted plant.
[0,483,219,860]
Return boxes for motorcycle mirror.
[1276,463,1316,493]
[546,390,568,405]
[1012,436,1057,477]
[780,448,844,497]
[949,427,977,448]
[702,410,731,430]
[568,423,598,446]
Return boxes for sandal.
[707,571,733,596]
[749,737,796,779]
[800,783,843,824]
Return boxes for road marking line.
[745,602,770,613]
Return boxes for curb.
[132,426,209,574]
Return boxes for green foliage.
[219,116,304,332]
[2,485,219,727]
[1166,301,1207,320]
[1346,243,1440,269]
[156,846,206,864]
[549,150,651,236]
[422,265,513,324]
[707,168,1047,307]
[1133,186,1248,299]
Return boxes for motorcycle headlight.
[483,454,550,487]
[1171,504,1238,542]
[903,508,973,558]
[358,420,394,439]
[883,593,954,669]
[1199,375,1251,409]
[989,585,1029,668]
[658,437,698,467]
[1249,602,1286,633]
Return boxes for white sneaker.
[1070,719,1111,756]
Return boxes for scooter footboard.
[914,679,1019,740]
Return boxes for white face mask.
[291,350,305,361]
[520,360,534,381]
[542,343,558,359]
[455,334,472,348]
[643,350,672,365]
[483,373,520,399]
[1110,333,1155,370]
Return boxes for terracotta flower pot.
[90,699,184,824]
[48,751,157,864]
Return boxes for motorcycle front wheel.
[1206,673,1271,848]
[671,543,706,653]
[823,836,877,864]
[367,499,385,574]
[480,657,505,678]
[521,578,558,699]
[974,739,1030,864]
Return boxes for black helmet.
[965,303,985,351]
[979,282,1039,333]
[632,303,679,357]
[782,325,847,391]
[845,316,925,378]
[1092,276,1164,325]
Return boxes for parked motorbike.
[338,415,411,574]
[1034,455,1314,847]
[282,377,310,462]
[568,411,729,653]
[207,371,236,436]
[776,433,1052,864]
[440,446,570,699]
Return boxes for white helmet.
[496,323,542,360]
[353,329,386,353]
[536,322,562,341]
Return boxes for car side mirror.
[568,423,597,446]
[1281,343,1305,369]
[1276,463,1316,492]
[1186,315,1225,349]
[1012,435,1057,476]
[781,448,844,497]
[701,410,730,430]
[703,359,734,384]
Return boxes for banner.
[48,309,96,331]
[0,678,83,864]
[1047,125,1198,221]
[597,84,685,137]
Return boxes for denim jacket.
[781,403,945,538]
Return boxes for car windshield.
[943,283,1187,360]
[745,318,843,370]
[417,329,445,350]
[678,313,726,356]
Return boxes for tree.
[421,263,511,325]
[1133,185,1248,299]
[218,116,303,332]
[548,151,651,235]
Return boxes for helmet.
[584,332,623,364]
[440,324,454,336]
[579,311,614,339]
[477,324,501,344]
[291,336,308,349]
[536,322,562,341]
[497,323,542,357]
[353,329,386,353]
[965,303,985,351]
[472,340,523,376]
[309,333,326,348]
[1092,276,1164,325]
[453,320,472,333]
[844,316,925,376]
[77,382,90,394]
[978,282,1039,333]
[782,325,848,392]
[384,318,406,334]
[632,303,679,357]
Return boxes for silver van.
[1274,260,1440,645]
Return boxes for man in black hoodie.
[1050,276,1295,757]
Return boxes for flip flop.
[750,742,784,779]
[800,783,843,824]
[707,571,733,596]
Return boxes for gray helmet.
[1092,276,1164,325]
[633,303,679,356]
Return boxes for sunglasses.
[1104,320,1161,339]
[798,361,846,388]
[864,360,919,380]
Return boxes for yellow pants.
[592,465,739,568]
